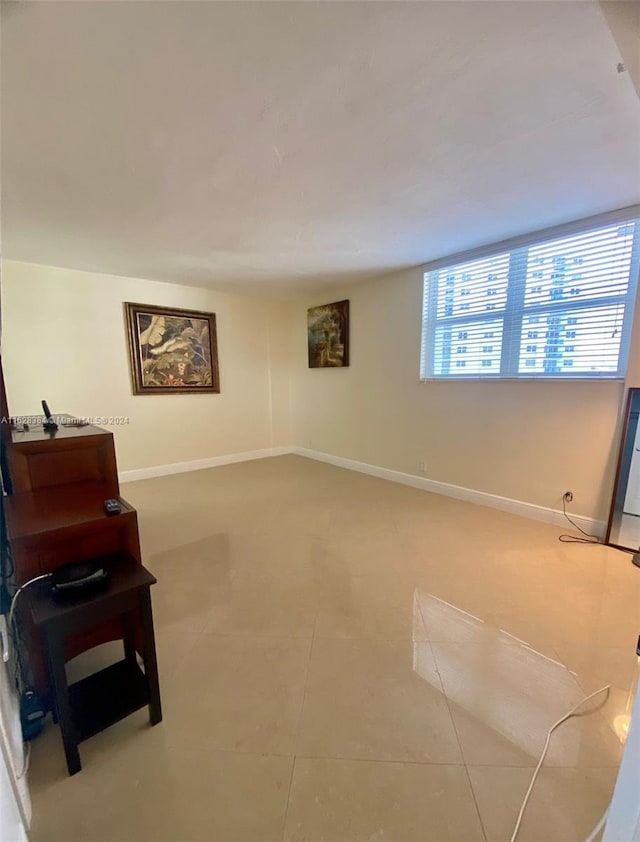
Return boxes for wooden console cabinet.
[3,420,143,704]
[5,422,119,497]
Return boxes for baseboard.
[291,446,606,538]
[120,444,606,537]
[118,446,292,483]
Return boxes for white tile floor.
[28,456,640,841]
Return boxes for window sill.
[419,376,625,383]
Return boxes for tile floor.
[28,456,640,841]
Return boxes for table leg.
[139,588,162,726]
[122,610,138,666]
[44,628,81,775]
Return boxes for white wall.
[0,652,30,842]
[288,267,626,523]
[599,1,640,102]
[1,258,634,523]
[0,260,291,473]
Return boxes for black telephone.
[41,399,58,432]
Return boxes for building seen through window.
[422,218,639,379]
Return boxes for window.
[421,214,640,379]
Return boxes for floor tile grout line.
[291,616,317,744]
[287,754,469,767]
[462,761,489,842]
[160,630,443,641]
[280,610,317,840]
[426,637,489,842]
[281,755,297,842]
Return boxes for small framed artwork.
[307,299,350,368]
[124,302,220,394]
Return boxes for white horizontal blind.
[421,215,640,380]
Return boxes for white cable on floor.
[509,684,611,842]
[584,806,610,842]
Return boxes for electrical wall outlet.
[563,490,573,503]
[418,461,427,473]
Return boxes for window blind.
[420,211,640,380]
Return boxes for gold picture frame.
[124,302,220,395]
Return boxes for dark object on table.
[104,498,121,516]
[20,688,46,741]
[51,559,108,598]
[41,400,58,432]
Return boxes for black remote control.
[104,498,121,516]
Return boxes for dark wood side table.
[5,482,143,702]
[29,553,162,775]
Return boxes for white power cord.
[5,574,51,780]
[15,742,31,781]
[8,573,52,632]
[509,684,611,842]
[584,806,610,842]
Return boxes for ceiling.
[2,1,640,296]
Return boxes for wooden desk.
[30,554,162,775]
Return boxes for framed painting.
[124,302,220,394]
[307,299,350,368]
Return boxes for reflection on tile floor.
[611,511,640,552]
[28,456,640,841]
